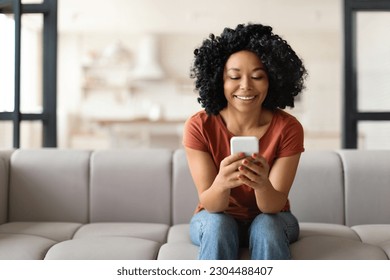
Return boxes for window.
[344,0,390,149]
[0,0,57,148]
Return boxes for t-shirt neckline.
[216,110,277,140]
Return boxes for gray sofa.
[0,148,389,260]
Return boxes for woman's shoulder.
[183,110,224,152]
[187,110,208,121]
[185,110,220,127]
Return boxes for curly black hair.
[190,23,307,115]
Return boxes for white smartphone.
[230,136,259,156]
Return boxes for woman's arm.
[185,147,246,213]
[238,153,301,213]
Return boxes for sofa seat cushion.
[0,222,82,242]
[161,224,385,260]
[0,233,57,260]
[299,223,360,240]
[158,242,199,260]
[352,224,390,259]
[351,225,390,245]
[291,236,388,260]
[159,224,249,260]
[166,224,191,243]
[73,223,169,244]
[157,243,252,260]
[381,241,390,259]
[165,223,361,247]
[44,237,161,260]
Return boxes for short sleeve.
[277,117,305,158]
[182,114,209,152]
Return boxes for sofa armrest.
[0,150,14,224]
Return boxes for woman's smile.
[233,95,257,101]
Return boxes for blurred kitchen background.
[1,0,389,150]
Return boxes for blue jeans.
[190,210,299,260]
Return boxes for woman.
[183,23,307,260]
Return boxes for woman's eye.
[229,76,240,80]
[252,76,263,80]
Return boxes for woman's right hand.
[214,152,248,190]
[185,148,247,212]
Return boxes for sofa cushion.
[290,236,388,260]
[289,151,345,224]
[160,223,364,260]
[338,150,390,226]
[157,242,250,260]
[166,224,191,243]
[159,224,252,260]
[73,222,169,243]
[0,233,56,260]
[159,233,389,260]
[90,149,172,224]
[0,222,82,242]
[0,150,13,224]
[381,241,390,259]
[0,154,8,224]
[158,242,199,260]
[352,225,390,259]
[352,225,390,245]
[299,223,360,240]
[9,149,91,223]
[44,237,161,260]
[171,150,203,225]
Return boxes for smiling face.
[223,50,269,114]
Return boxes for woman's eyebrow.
[227,67,266,72]
[227,68,240,72]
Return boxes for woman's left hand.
[237,153,270,190]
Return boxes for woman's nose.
[240,76,252,90]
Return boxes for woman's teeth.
[234,95,255,100]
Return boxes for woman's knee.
[251,214,283,231]
[190,211,240,259]
[190,211,239,243]
[204,212,238,234]
[250,212,299,243]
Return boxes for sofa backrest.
[172,149,198,224]
[172,149,346,225]
[3,148,390,227]
[338,150,390,226]
[89,149,172,224]
[8,149,91,223]
[0,150,13,224]
[289,151,345,224]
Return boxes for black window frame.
[0,0,57,148]
[343,0,390,148]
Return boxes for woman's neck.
[220,107,272,137]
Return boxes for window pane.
[358,121,390,149]
[0,121,13,149]
[21,121,42,148]
[357,12,390,112]
[0,14,15,112]
[20,14,43,114]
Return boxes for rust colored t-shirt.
[183,109,304,221]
